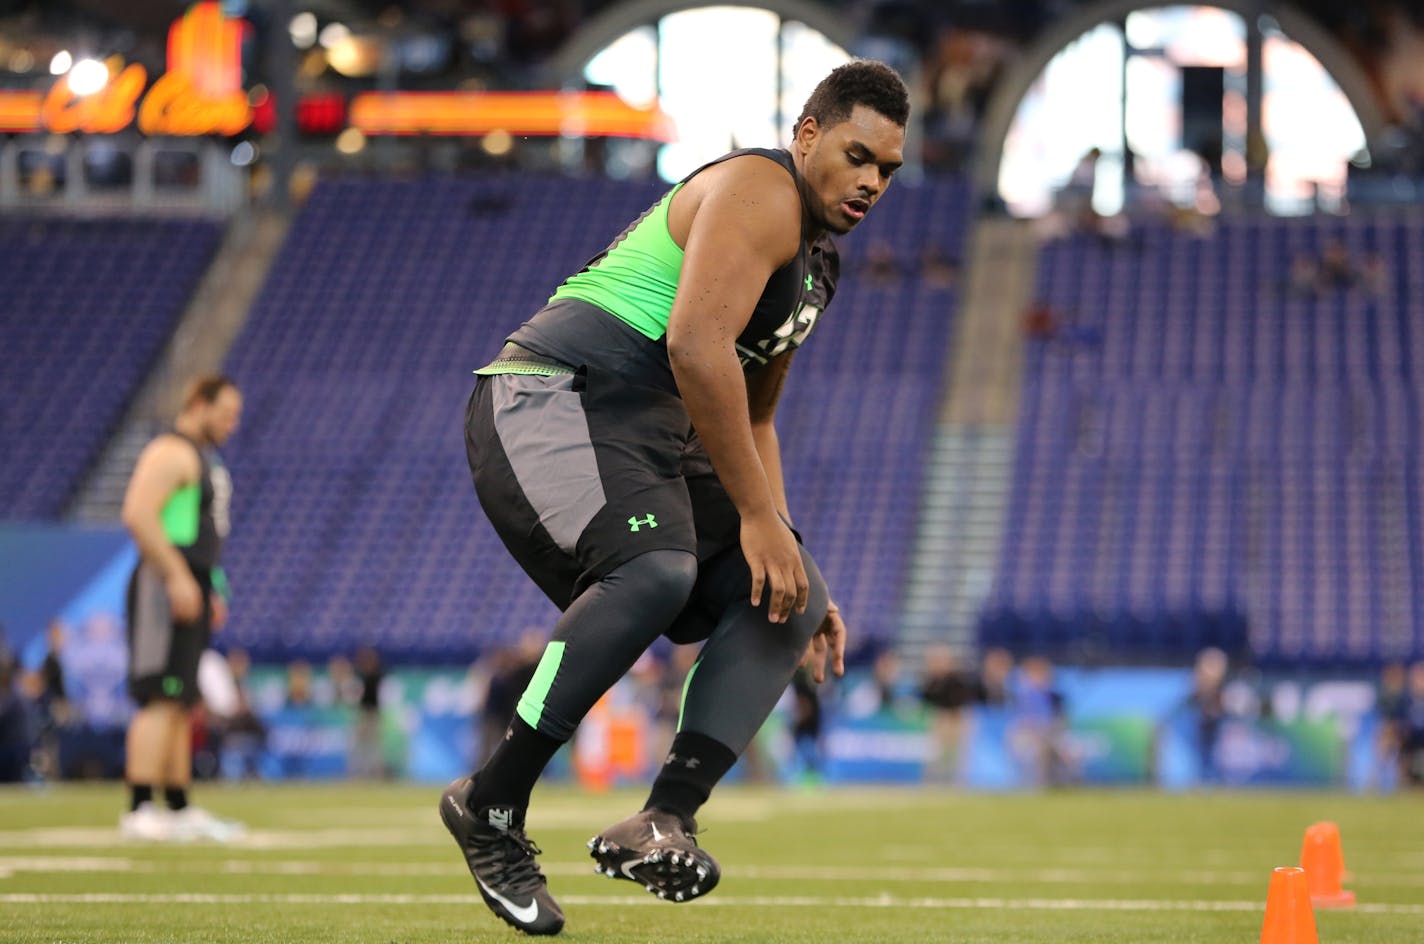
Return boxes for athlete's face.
[796,105,904,235]
[200,387,243,446]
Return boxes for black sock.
[466,718,564,815]
[644,731,738,830]
[164,787,188,811]
[129,784,154,812]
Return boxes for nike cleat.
[439,777,564,935]
[588,809,720,902]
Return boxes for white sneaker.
[119,802,175,841]
[170,805,246,843]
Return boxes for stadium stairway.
[70,208,291,520]
[898,218,1039,662]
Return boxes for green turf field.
[1,783,1419,943]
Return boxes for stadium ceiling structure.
[973,0,1390,201]
[546,0,858,83]
[544,0,886,182]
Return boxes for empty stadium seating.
[221,173,970,663]
[0,217,221,520]
[983,216,1424,667]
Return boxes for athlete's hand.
[801,601,847,683]
[165,571,204,623]
[210,594,228,631]
[741,511,808,624]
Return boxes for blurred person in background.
[33,619,73,780]
[1188,647,1228,783]
[217,648,266,780]
[920,644,978,782]
[1375,662,1408,787]
[475,629,543,768]
[1011,656,1068,787]
[1400,661,1424,787]
[789,665,824,784]
[0,635,31,782]
[285,660,314,708]
[441,61,906,934]
[349,645,387,779]
[977,646,1014,708]
[119,375,244,842]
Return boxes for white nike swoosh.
[475,875,540,925]
[650,822,665,843]
[619,857,642,880]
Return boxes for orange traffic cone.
[1260,866,1319,944]
[1300,820,1356,908]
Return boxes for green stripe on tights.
[516,641,566,731]
[675,658,700,732]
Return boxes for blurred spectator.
[1360,252,1389,296]
[0,635,31,782]
[217,648,266,780]
[33,620,73,780]
[919,645,977,782]
[978,646,1014,708]
[477,629,543,767]
[789,666,824,784]
[1011,656,1068,787]
[1400,661,1424,787]
[1287,251,1320,298]
[1318,239,1358,290]
[1188,647,1228,783]
[349,645,387,779]
[861,238,901,284]
[285,660,315,708]
[919,243,959,289]
[920,26,1009,171]
[846,646,909,719]
[1024,303,1060,341]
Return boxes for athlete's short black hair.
[182,374,238,409]
[795,59,910,136]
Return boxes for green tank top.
[549,184,686,340]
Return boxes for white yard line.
[2,892,1422,916]
[2,855,1422,888]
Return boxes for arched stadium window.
[581,8,849,182]
[998,5,1366,217]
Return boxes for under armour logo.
[666,752,700,769]
[628,514,658,532]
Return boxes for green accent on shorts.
[162,676,183,697]
[211,566,230,602]
[516,641,567,730]
[474,362,574,377]
[160,483,200,547]
[675,658,700,732]
[549,183,686,341]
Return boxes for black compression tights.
[526,548,699,740]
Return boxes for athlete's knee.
[614,548,698,611]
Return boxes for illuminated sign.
[0,2,673,141]
[4,2,251,136]
[349,91,675,140]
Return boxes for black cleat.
[588,809,720,902]
[439,777,565,935]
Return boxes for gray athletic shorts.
[126,563,211,707]
[465,366,745,610]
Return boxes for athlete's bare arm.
[745,349,795,523]
[121,435,204,622]
[747,349,849,681]
[666,156,808,623]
